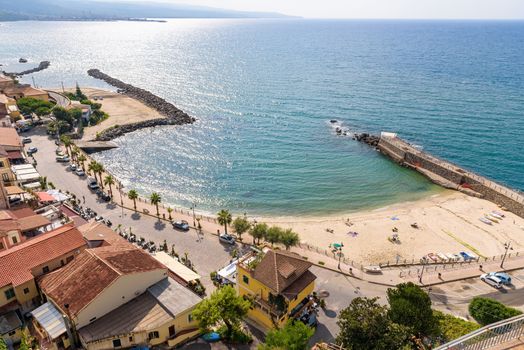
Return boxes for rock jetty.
[3,60,50,77]
[354,133,380,147]
[87,69,195,141]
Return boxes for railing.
[435,314,524,350]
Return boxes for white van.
[480,274,503,289]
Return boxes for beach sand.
[66,88,524,266]
[53,88,163,141]
[261,191,524,265]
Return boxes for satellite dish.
[318,290,330,298]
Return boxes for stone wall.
[378,136,524,218]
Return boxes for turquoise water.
[1,20,522,215]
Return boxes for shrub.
[318,261,325,265]
[469,297,522,326]
[434,310,479,342]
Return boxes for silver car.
[480,274,503,289]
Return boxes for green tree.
[150,192,162,216]
[217,209,232,235]
[0,338,7,350]
[387,282,437,337]
[167,207,173,221]
[68,107,82,122]
[104,175,115,198]
[336,297,412,350]
[60,135,72,156]
[433,310,480,342]
[259,320,314,350]
[193,285,251,340]
[266,226,283,247]
[75,83,87,100]
[280,228,300,250]
[249,222,268,245]
[88,160,97,177]
[95,162,105,189]
[53,106,73,123]
[128,189,139,211]
[469,297,522,326]
[232,215,251,242]
[35,106,51,118]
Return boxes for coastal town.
[1,67,524,350]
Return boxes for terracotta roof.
[0,225,86,288]
[0,76,13,83]
[0,127,21,148]
[78,222,129,247]
[0,146,7,157]
[9,207,37,219]
[252,250,314,294]
[3,85,47,97]
[0,208,50,233]
[40,245,166,316]
[280,270,317,300]
[17,215,51,231]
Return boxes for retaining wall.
[378,136,524,218]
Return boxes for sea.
[1,19,523,216]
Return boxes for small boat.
[491,211,504,219]
[19,58,28,63]
[493,210,505,217]
[363,265,382,274]
[437,253,448,261]
[485,215,499,223]
[427,253,438,262]
[445,253,456,261]
[479,217,492,225]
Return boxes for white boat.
[490,212,503,220]
[437,253,448,261]
[479,217,493,225]
[363,265,382,274]
[485,215,499,223]
[493,210,505,217]
[445,253,456,261]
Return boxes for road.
[23,127,524,347]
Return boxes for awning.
[47,190,69,202]
[217,259,238,283]
[23,182,41,189]
[6,150,23,160]
[152,252,201,283]
[36,192,55,202]
[4,185,25,196]
[31,302,67,340]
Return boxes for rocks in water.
[19,58,28,63]
[330,119,338,123]
[355,133,380,147]
[4,60,50,77]
[87,68,196,141]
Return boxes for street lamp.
[500,241,513,269]
[419,257,428,284]
[330,243,344,270]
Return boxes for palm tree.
[249,222,268,245]
[96,163,105,189]
[78,154,87,170]
[232,215,251,242]
[104,175,115,198]
[60,135,72,156]
[217,209,232,235]
[280,228,300,250]
[88,160,97,176]
[266,226,283,247]
[128,190,138,211]
[70,148,78,162]
[167,207,173,221]
[150,192,162,216]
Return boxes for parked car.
[480,274,503,289]
[22,137,32,144]
[95,216,104,222]
[56,155,70,162]
[459,252,475,261]
[173,220,190,231]
[100,192,111,202]
[219,233,235,245]
[68,164,77,171]
[75,168,86,176]
[88,178,99,190]
[486,272,512,285]
[27,146,38,155]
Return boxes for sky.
[134,0,524,19]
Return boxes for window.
[0,242,4,250]
[89,317,97,323]
[42,266,49,273]
[2,173,8,182]
[0,161,4,168]
[4,288,15,299]
[188,313,193,323]
[242,275,249,285]
[23,287,30,294]
[8,331,16,336]
[11,236,17,244]
[66,256,74,263]
[148,331,159,340]
[112,339,121,348]
[128,336,133,342]
[168,325,175,337]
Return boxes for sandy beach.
[52,87,163,141]
[67,88,524,266]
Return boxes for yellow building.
[3,85,49,102]
[0,224,86,345]
[0,93,21,122]
[0,310,23,346]
[37,244,202,350]
[0,147,16,186]
[237,249,317,331]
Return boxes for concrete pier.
[75,141,118,154]
[377,132,524,218]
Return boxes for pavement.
[23,126,524,348]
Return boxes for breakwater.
[376,133,524,218]
[87,69,195,141]
[3,60,50,76]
